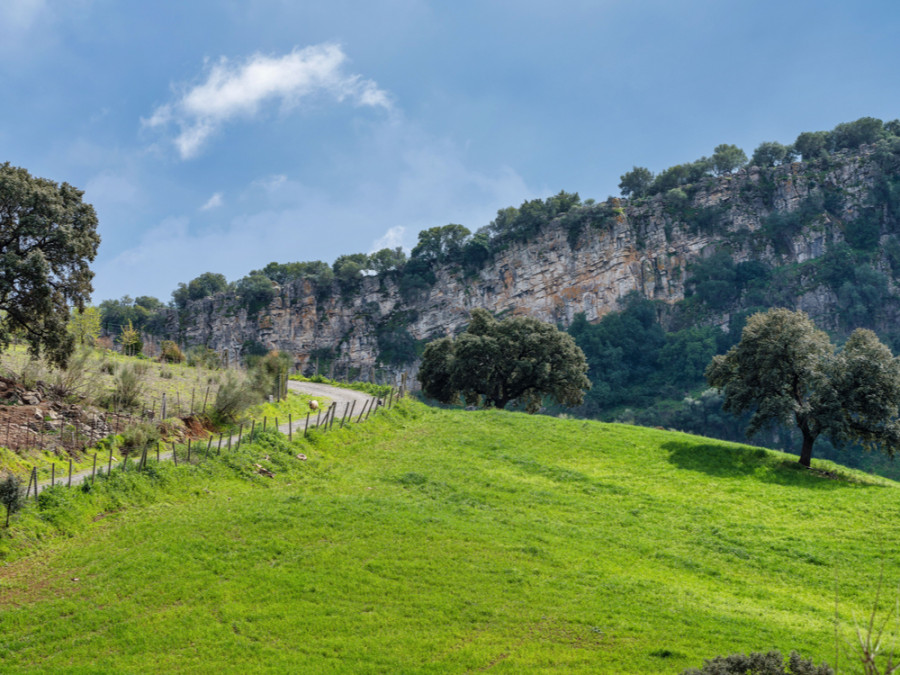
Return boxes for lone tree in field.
[706,308,900,467]
[418,308,590,412]
[0,163,100,367]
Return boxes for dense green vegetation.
[419,308,589,411]
[92,115,900,480]
[0,163,101,368]
[0,400,898,672]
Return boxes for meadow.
[0,399,898,673]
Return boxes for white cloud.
[143,43,392,159]
[370,226,407,253]
[200,192,224,210]
[93,118,535,302]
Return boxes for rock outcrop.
[168,146,895,383]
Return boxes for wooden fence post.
[51,463,55,487]
[238,424,244,448]
[156,442,160,463]
[217,434,223,455]
[172,442,178,466]
[203,386,210,414]
[32,467,37,502]
[288,414,293,442]
[68,459,72,487]
[161,393,167,420]
[329,404,339,431]
[304,412,310,437]
[187,439,191,463]
[356,400,369,423]
[205,436,213,459]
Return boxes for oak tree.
[0,163,100,367]
[418,308,590,412]
[706,308,900,467]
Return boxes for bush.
[160,340,185,364]
[117,422,161,457]
[106,364,144,411]
[186,345,220,369]
[211,371,259,423]
[48,347,101,401]
[681,650,832,675]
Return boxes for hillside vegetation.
[96,115,900,479]
[1,400,897,673]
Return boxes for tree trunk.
[798,428,815,468]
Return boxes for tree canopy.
[172,272,228,309]
[0,162,100,367]
[706,308,900,467]
[418,308,590,412]
[618,167,654,198]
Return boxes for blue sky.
[3,0,899,303]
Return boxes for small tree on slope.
[706,308,900,468]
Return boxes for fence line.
[20,388,397,501]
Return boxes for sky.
[3,0,900,304]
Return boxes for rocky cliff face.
[170,147,892,382]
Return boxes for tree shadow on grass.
[663,440,880,490]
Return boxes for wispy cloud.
[371,226,407,253]
[143,43,391,159]
[200,192,224,210]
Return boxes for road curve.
[287,380,373,410]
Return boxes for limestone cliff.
[168,145,897,382]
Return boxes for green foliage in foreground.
[1,401,899,673]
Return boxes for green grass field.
[0,400,898,673]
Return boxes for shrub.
[48,347,101,401]
[186,345,220,369]
[681,650,832,675]
[117,422,161,457]
[211,371,259,423]
[107,364,144,411]
[160,340,185,364]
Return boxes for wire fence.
[21,387,400,501]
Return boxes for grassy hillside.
[1,400,898,673]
